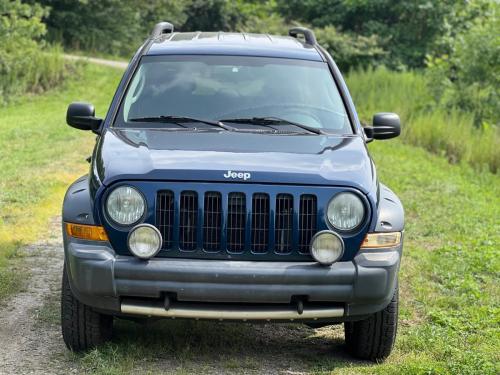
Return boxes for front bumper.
[64,235,401,321]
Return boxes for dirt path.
[0,217,76,374]
[64,54,128,69]
[0,217,365,374]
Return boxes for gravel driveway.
[0,217,366,374]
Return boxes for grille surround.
[102,182,372,262]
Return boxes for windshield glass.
[115,55,352,134]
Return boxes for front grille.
[179,191,198,250]
[203,192,222,251]
[227,192,246,252]
[156,191,174,249]
[275,194,293,253]
[156,190,318,255]
[251,193,270,253]
[298,195,317,253]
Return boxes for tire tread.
[61,264,112,351]
[344,286,398,361]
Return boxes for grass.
[346,68,500,173]
[0,62,123,300]
[1,62,499,373]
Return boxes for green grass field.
[1,64,498,373]
[0,63,123,300]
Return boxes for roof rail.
[151,22,174,38]
[288,27,316,45]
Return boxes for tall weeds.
[0,1,67,104]
[347,68,499,173]
[0,47,67,103]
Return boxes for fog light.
[128,224,162,259]
[310,231,344,265]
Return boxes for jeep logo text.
[223,170,251,180]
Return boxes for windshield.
[115,55,352,134]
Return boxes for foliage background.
[5,0,498,128]
[0,1,498,373]
[0,0,65,103]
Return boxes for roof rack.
[151,22,174,38]
[288,27,316,45]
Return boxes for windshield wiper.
[218,117,326,135]
[129,115,233,131]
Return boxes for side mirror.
[364,112,401,141]
[66,102,102,133]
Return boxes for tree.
[276,0,469,69]
[427,2,499,126]
[0,0,64,101]
[33,0,188,56]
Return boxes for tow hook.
[164,296,171,311]
[296,300,304,315]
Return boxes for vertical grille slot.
[298,195,317,253]
[275,194,293,253]
[227,193,246,252]
[179,191,198,250]
[203,192,222,251]
[156,191,174,249]
[251,193,269,253]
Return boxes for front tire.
[344,286,398,362]
[61,264,113,351]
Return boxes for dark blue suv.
[61,22,404,361]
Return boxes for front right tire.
[61,264,113,351]
[344,286,399,362]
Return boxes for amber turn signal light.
[361,232,402,248]
[65,223,109,241]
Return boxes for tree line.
[1,0,498,126]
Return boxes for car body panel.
[94,129,376,193]
[147,32,323,62]
[62,30,404,322]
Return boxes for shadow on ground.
[77,318,374,374]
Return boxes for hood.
[93,128,376,194]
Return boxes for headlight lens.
[327,192,365,231]
[106,186,145,225]
[128,224,162,259]
[310,231,344,265]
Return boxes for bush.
[0,0,66,103]
[315,26,386,72]
[34,0,187,57]
[347,68,500,173]
[277,0,471,70]
[427,3,499,127]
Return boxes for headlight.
[327,192,365,231]
[310,231,344,265]
[128,224,162,259]
[106,186,145,225]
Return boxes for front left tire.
[61,264,113,351]
[344,285,399,362]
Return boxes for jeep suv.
[61,22,404,361]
